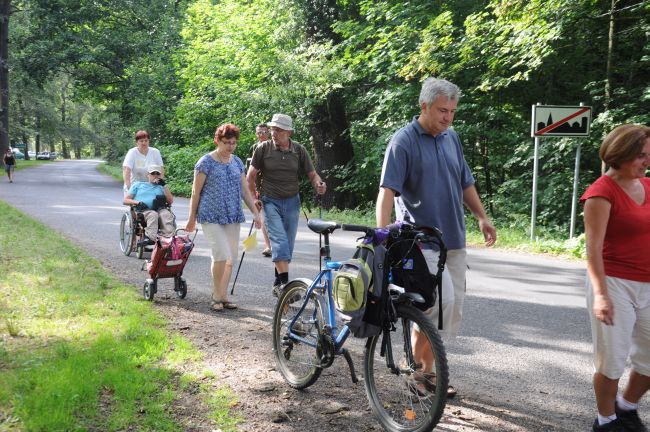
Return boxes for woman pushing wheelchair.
[123,164,175,245]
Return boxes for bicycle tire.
[364,303,448,432]
[272,279,324,389]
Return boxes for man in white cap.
[247,113,326,294]
[123,164,175,244]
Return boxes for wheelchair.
[119,205,176,259]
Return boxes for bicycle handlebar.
[340,222,444,248]
[340,223,374,236]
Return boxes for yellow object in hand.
[242,230,258,251]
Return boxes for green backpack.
[333,243,385,338]
[333,255,372,313]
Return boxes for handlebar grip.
[341,224,374,235]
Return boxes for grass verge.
[0,201,240,431]
[8,160,49,172]
[97,162,123,182]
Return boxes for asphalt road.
[1,160,647,431]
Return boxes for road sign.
[531,105,592,137]
[15,142,26,149]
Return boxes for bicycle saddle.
[307,219,339,234]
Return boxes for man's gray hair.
[418,78,461,106]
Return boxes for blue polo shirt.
[379,116,475,250]
[128,181,165,209]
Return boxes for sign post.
[530,104,592,240]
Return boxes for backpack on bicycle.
[386,225,445,329]
[333,242,387,338]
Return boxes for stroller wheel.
[175,278,187,299]
[143,279,156,301]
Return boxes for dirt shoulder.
[151,292,551,432]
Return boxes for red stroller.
[142,229,195,301]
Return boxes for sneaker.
[616,405,648,432]
[262,248,272,257]
[272,282,284,298]
[593,418,627,432]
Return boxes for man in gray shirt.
[247,114,326,294]
[376,78,496,398]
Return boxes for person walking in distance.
[376,77,496,398]
[582,124,650,432]
[3,149,16,183]
[247,113,326,295]
[248,123,273,258]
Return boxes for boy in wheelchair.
[123,164,175,245]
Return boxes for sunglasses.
[149,171,161,175]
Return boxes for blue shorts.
[261,194,300,263]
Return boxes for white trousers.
[586,275,650,379]
[421,248,467,341]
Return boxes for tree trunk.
[60,87,69,158]
[18,95,29,159]
[0,0,9,158]
[602,0,618,174]
[35,113,41,153]
[309,90,355,209]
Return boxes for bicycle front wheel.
[364,303,448,432]
[272,279,324,389]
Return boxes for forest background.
[0,0,648,238]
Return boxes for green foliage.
[158,141,214,197]
[8,0,650,233]
[0,201,238,430]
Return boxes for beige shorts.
[420,248,467,340]
[201,223,240,263]
[586,275,650,379]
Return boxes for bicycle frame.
[285,259,352,354]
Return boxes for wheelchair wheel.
[143,279,156,301]
[174,277,187,299]
[119,212,134,256]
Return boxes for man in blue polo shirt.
[376,77,496,398]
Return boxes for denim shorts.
[261,194,300,262]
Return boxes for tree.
[0,0,9,157]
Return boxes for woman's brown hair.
[599,124,650,169]
[135,130,150,141]
[215,124,240,141]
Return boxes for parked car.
[49,152,57,160]
[27,151,36,158]
[11,148,25,159]
[36,151,50,160]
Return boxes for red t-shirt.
[580,175,650,282]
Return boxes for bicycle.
[272,218,449,432]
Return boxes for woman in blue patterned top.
[186,124,261,312]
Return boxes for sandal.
[210,301,224,312]
[222,301,238,310]
[414,372,437,393]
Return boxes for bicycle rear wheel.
[364,303,448,432]
[272,279,324,389]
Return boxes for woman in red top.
[581,124,650,432]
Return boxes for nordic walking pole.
[231,220,255,295]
